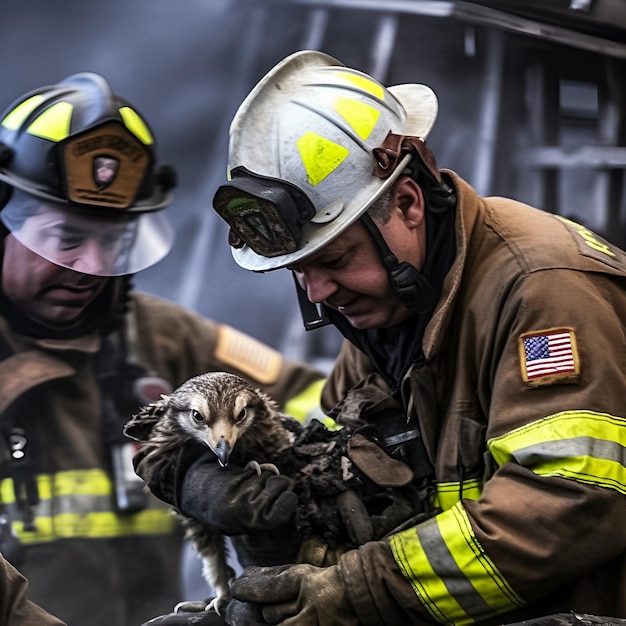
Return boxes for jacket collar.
[423,170,482,360]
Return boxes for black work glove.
[133,441,301,565]
[178,453,298,536]
[225,564,359,626]
[133,438,203,507]
[134,441,297,532]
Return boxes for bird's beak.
[214,438,231,468]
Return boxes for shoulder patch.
[555,215,626,272]
[518,328,580,388]
[214,324,282,385]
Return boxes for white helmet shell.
[225,50,438,271]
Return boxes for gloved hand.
[178,454,298,537]
[133,438,204,507]
[225,564,359,626]
[133,441,298,533]
[133,440,302,565]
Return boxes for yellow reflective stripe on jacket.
[435,479,483,511]
[284,378,325,423]
[14,509,176,544]
[283,378,341,430]
[488,411,626,494]
[390,503,524,625]
[1,469,175,543]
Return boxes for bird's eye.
[191,410,204,424]
[236,408,247,422]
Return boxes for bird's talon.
[207,595,230,615]
[245,460,262,475]
[260,462,280,475]
[245,459,280,475]
[174,600,208,613]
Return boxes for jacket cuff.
[337,544,386,625]
[337,539,430,625]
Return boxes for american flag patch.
[519,328,579,386]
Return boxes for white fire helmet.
[213,49,438,272]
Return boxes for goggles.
[212,166,316,258]
[0,189,173,276]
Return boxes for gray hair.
[366,188,393,226]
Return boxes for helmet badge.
[92,155,119,189]
[62,122,150,209]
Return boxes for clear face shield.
[0,189,174,277]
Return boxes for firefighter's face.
[290,178,427,330]
[2,232,110,326]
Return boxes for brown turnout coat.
[323,172,626,625]
[0,291,323,626]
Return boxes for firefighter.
[0,550,66,626]
[204,51,625,624]
[0,72,325,626]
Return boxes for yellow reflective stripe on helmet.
[119,106,154,145]
[297,131,349,186]
[435,479,483,511]
[27,101,73,142]
[1,95,45,130]
[333,97,380,141]
[335,72,384,100]
[488,411,626,494]
[390,503,524,624]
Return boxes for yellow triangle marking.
[334,96,380,140]
[297,131,349,186]
[28,102,73,142]
[120,106,153,145]
[1,95,45,130]
[335,72,384,100]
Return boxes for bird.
[124,371,423,615]
[123,371,301,615]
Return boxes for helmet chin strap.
[292,211,439,330]
[292,272,331,331]
[360,212,438,314]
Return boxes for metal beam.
[453,2,626,59]
[472,27,504,195]
[517,146,626,168]
[248,0,626,58]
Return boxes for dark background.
[2,0,625,367]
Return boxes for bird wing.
[123,397,169,442]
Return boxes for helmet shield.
[216,50,438,272]
[1,189,173,276]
